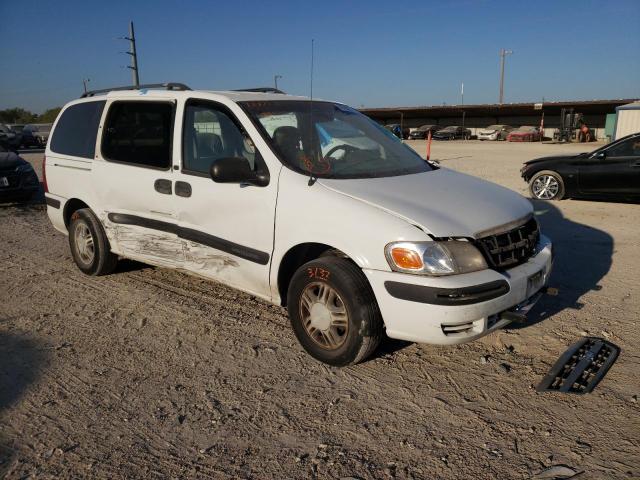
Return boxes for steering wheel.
[324,144,358,159]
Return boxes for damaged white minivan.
[44,83,553,366]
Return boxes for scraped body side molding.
[107,212,270,265]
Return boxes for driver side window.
[183,103,259,175]
[605,137,640,158]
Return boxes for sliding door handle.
[154,179,172,194]
[175,181,192,198]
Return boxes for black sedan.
[0,145,40,202]
[432,126,471,140]
[408,125,442,139]
[521,132,640,200]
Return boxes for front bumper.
[363,234,553,345]
[478,132,498,140]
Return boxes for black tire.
[528,170,565,200]
[69,208,118,275]
[287,256,383,366]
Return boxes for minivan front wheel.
[69,208,118,275]
[287,257,383,366]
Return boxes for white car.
[477,124,514,141]
[44,83,553,366]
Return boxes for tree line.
[0,107,62,125]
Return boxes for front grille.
[476,217,539,270]
[537,337,620,394]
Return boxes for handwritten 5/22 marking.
[307,267,330,280]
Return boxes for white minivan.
[44,83,553,366]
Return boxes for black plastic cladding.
[537,337,620,394]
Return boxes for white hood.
[318,168,532,238]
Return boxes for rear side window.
[50,101,105,158]
[102,101,173,169]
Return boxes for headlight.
[385,240,488,276]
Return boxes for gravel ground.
[1,141,638,479]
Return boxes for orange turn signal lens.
[390,247,424,270]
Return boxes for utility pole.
[461,82,465,134]
[120,21,140,86]
[274,74,282,90]
[498,48,513,104]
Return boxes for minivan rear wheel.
[287,257,383,366]
[69,208,118,275]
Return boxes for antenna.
[308,39,317,186]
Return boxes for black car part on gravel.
[537,337,620,394]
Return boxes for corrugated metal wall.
[615,105,640,140]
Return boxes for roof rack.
[233,87,285,94]
[81,82,191,98]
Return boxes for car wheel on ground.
[69,208,118,275]
[287,256,383,366]
[529,170,565,200]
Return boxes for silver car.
[478,124,513,141]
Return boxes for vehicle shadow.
[0,330,49,473]
[509,199,614,328]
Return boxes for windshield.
[440,126,457,132]
[36,125,52,133]
[515,126,535,132]
[240,100,432,179]
[485,125,502,130]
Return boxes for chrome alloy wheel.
[299,282,349,350]
[75,223,95,264]
[532,174,560,199]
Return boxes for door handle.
[632,162,640,168]
[175,181,192,198]
[154,179,172,195]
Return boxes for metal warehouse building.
[614,101,640,140]
[360,99,638,141]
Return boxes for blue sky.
[1,0,639,113]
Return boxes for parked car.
[408,125,442,140]
[478,124,513,141]
[0,144,40,202]
[521,132,640,200]
[44,83,552,366]
[507,126,541,142]
[432,126,471,140]
[21,123,52,148]
[0,124,22,149]
[7,124,25,147]
[384,123,409,140]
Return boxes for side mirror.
[210,157,269,187]
[595,152,606,160]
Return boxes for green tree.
[36,107,62,123]
[0,108,37,124]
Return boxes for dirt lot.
[1,141,638,479]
